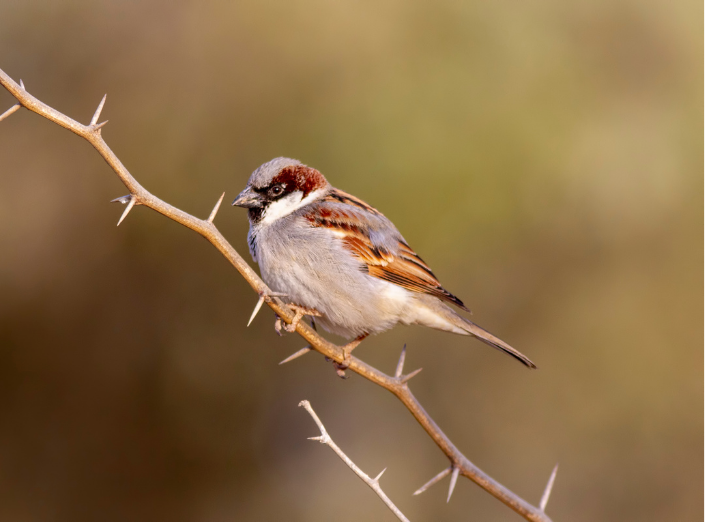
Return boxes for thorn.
[247,296,265,326]
[307,436,325,442]
[400,367,423,384]
[539,463,559,511]
[279,347,311,365]
[249,291,287,329]
[413,466,452,496]
[395,344,407,378]
[90,94,107,125]
[447,466,460,503]
[19,79,25,89]
[374,468,387,483]
[92,120,108,131]
[116,195,137,226]
[207,192,225,223]
[111,194,131,204]
[0,103,20,122]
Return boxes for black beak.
[232,187,264,208]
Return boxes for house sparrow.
[232,157,535,369]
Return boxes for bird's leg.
[283,304,322,333]
[341,333,369,363]
[334,333,369,378]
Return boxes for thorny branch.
[299,400,409,522]
[0,67,554,521]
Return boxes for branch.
[299,400,409,522]
[0,67,552,522]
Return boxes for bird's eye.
[269,185,284,197]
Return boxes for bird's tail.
[456,317,537,369]
[410,295,537,368]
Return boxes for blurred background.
[0,1,701,520]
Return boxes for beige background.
[0,1,702,520]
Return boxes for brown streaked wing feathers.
[323,188,382,215]
[366,242,469,311]
[313,189,470,311]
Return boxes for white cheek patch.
[261,188,327,225]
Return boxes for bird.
[232,157,535,369]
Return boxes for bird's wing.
[304,188,469,311]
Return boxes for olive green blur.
[0,1,701,520]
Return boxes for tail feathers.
[460,318,536,369]
[409,295,537,368]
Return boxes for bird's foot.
[333,334,369,378]
[283,304,322,333]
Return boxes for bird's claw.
[282,304,321,333]
[329,334,369,379]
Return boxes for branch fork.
[393,344,423,385]
[411,462,461,503]
[88,94,108,133]
[299,400,409,522]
